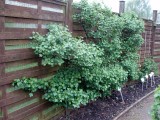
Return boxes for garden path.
[117,94,154,120]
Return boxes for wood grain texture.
[0,0,72,119]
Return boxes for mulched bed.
[59,76,160,120]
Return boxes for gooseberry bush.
[13,0,157,109]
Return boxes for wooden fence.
[0,0,72,119]
[0,0,160,120]
[153,24,160,70]
[72,10,160,73]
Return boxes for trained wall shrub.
[73,0,144,80]
[13,23,128,108]
[13,0,158,109]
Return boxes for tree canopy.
[126,0,152,19]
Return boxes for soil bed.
[117,93,154,120]
[59,77,160,120]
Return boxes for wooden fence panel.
[153,24,160,72]
[72,15,160,74]
[139,20,153,63]
[72,19,154,65]
[0,0,72,119]
[1,1,160,119]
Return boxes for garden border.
[113,88,155,120]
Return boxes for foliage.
[120,13,144,80]
[13,67,99,108]
[31,24,103,67]
[140,57,159,76]
[13,23,128,108]
[121,59,140,80]
[126,0,152,19]
[14,24,104,108]
[13,0,147,109]
[81,65,128,96]
[73,0,144,80]
[151,86,160,120]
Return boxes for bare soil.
[117,93,153,120]
[59,77,160,120]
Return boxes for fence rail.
[0,0,160,120]
[0,0,72,119]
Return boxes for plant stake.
[141,78,145,92]
[149,73,153,87]
[145,74,149,88]
[151,72,155,85]
[65,100,70,120]
[118,87,125,103]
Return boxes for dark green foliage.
[126,0,152,19]
[14,24,103,108]
[31,24,103,67]
[82,65,128,96]
[73,0,144,80]
[13,0,150,109]
[151,86,160,120]
[140,58,159,76]
[13,23,127,108]
[13,67,101,108]
[121,59,140,80]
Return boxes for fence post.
[119,1,125,14]
[0,9,7,118]
[151,10,157,56]
[153,10,158,26]
[0,42,7,119]
[67,0,73,32]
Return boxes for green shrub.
[13,0,146,109]
[13,65,102,108]
[81,65,128,96]
[31,24,103,67]
[121,59,140,80]
[13,23,128,108]
[140,57,159,76]
[151,86,160,120]
[73,0,144,80]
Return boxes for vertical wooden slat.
[153,10,157,26]
[119,1,125,14]
[0,63,5,77]
[65,0,68,25]
[2,86,7,120]
[0,0,68,119]
[0,41,5,56]
[67,0,73,32]
[0,0,4,16]
[0,1,6,117]
[38,0,42,33]
[0,17,5,55]
[151,10,157,56]
[0,17,4,33]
